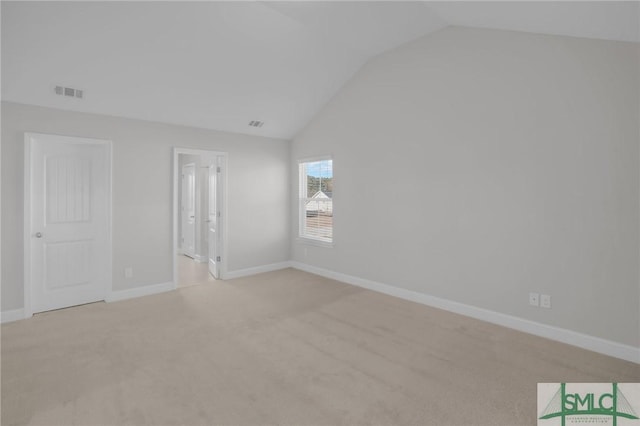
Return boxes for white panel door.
[207,162,219,279]
[181,163,196,258]
[29,133,110,314]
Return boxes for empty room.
[1,1,639,425]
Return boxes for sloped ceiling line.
[2,1,637,140]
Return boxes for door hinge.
[217,166,221,173]
[181,237,184,243]
[217,211,221,217]
[216,256,221,262]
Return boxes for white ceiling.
[2,1,638,140]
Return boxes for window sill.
[296,237,334,248]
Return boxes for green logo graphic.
[539,383,639,426]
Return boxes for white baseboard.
[106,281,175,303]
[290,261,640,364]
[1,308,25,324]
[224,261,292,280]
[194,255,207,264]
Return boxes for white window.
[299,158,333,244]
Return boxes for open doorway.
[172,148,227,288]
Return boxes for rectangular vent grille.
[55,86,83,99]
[248,120,264,128]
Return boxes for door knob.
[35,232,43,238]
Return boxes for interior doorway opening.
[172,148,227,288]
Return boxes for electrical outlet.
[529,292,539,307]
[540,294,551,309]
[124,267,133,278]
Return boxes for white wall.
[2,101,290,311]
[291,27,640,347]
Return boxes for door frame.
[172,147,227,286]
[206,158,222,279]
[23,132,113,319]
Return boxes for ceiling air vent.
[248,120,264,128]
[54,86,83,99]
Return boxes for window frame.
[297,156,334,247]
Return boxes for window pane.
[304,160,333,197]
[299,159,333,242]
[304,199,333,240]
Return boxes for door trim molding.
[23,132,113,319]
[172,147,228,287]
[23,134,31,318]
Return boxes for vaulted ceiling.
[2,2,638,139]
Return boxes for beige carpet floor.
[177,255,215,288]
[2,268,638,425]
